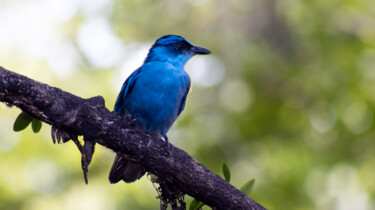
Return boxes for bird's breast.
[125,65,190,134]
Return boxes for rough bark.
[0,66,267,210]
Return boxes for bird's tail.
[109,153,145,183]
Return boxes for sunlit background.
[1,0,375,209]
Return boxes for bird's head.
[145,35,211,65]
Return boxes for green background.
[1,0,375,209]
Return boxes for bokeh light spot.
[219,79,253,113]
[25,158,60,194]
[309,101,336,133]
[338,96,373,134]
[186,56,225,88]
[77,17,124,68]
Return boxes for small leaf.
[13,112,33,132]
[189,199,199,210]
[189,199,205,210]
[240,178,255,196]
[222,163,231,182]
[150,174,159,181]
[31,119,42,133]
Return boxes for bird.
[109,35,211,183]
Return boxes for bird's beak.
[191,45,211,55]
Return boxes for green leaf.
[189,199,199,210]
[13,112,33,132]
[222,163,231,182]
[240,178,255,196]
[150,174,159,181]
[189,199,205,210]
[31,119,42,133]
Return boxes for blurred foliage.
[1,0,375,209]
[240,178,255,197]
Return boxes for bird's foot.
[162,134,173,156]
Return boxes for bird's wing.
[177,80,191,116]
[114,68,142,114]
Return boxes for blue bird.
[109,35,211,183]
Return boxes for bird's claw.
[162,134,173,156]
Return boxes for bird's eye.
[175,42,187,52]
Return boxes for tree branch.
[0,66,267,210]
